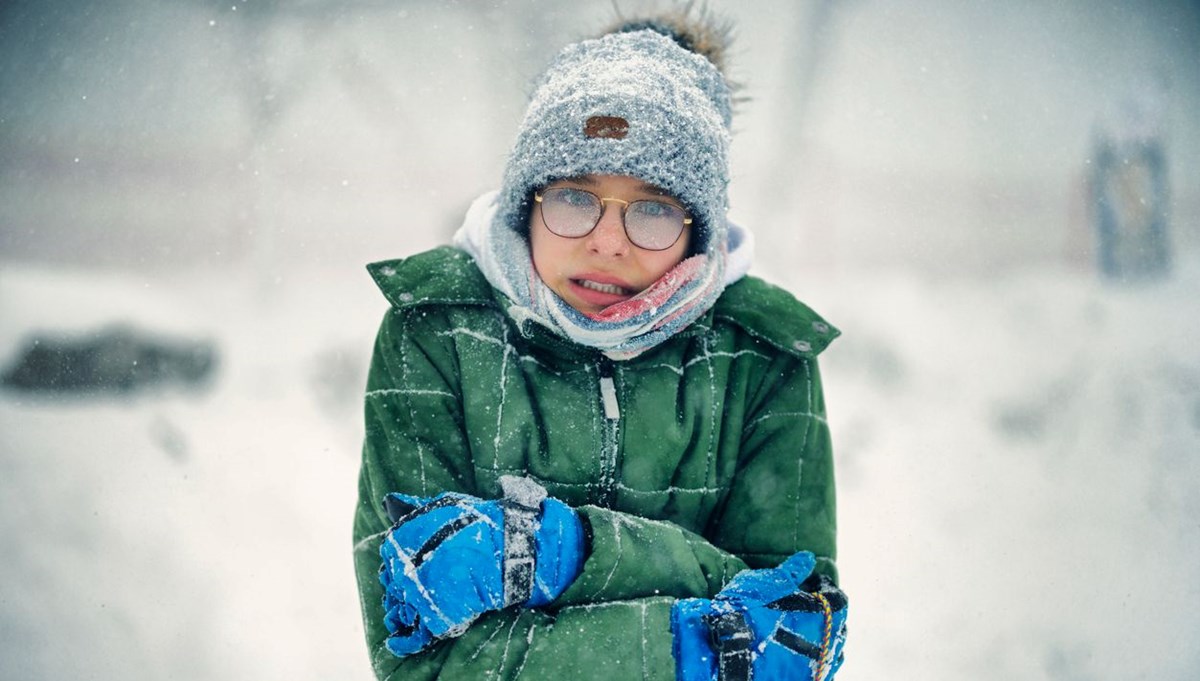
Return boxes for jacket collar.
[712,276,840,359]
[368,247,495,310]
[368,246,838,362]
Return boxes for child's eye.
[547,188,596,208]
[632,200,679,219]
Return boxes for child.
[352,11,848,681]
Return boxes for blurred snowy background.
[2,0,1198,679]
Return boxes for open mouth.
[574,279,633,296]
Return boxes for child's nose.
[586,204,631,256]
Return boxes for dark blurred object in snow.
[0,325,217,396]
[1089,77,1172,282]
[309,344,367,418]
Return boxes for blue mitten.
[671,552,848,681]
[377,476,585,655]
[378,569,435,657]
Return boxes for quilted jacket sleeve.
[352,307,746,681]
[709,349,838,581]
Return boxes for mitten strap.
[499,476,548,607]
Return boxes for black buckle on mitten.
[705,610,754,681]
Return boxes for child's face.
[528,174,692,316]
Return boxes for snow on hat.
[495,26,733,254]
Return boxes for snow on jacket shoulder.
[353,245,840,681]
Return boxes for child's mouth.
[574,279,633,296]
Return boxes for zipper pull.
[598,360,620,420]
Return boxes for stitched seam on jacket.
[399,311,430,495]
[795,360,814,552]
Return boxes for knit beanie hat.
[494,24,734,254]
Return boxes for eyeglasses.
[534,186,692,251]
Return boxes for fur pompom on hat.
[495,22,734,254]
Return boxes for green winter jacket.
[352,246,839,680]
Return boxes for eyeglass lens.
[539,187,687,251]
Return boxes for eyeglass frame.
[532,187,693,252]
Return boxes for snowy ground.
[0,264,384,679]
[816,258,1200,680]
[2,255,1197,680]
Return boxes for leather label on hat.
[584,115,629,139]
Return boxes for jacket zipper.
[596,357,621,507]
